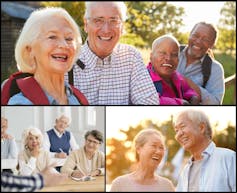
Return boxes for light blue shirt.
[8,82,80,105]
[176,142,236,192]
[1,138,18,159]
[177,47,225,105]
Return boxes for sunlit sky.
[169,1,226,32]
[106,106,236,139]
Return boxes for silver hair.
[84,1,127,21]
[152,34,180,53]
[22,127,43,149]
[173,109,213,139]
[56,114,71,125]
[15,7,82,73]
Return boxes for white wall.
[1,106,105,152]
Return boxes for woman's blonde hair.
[15,7,82,73]
[22,127,43,149]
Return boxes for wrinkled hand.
[41,164,68,187]
[89,169,101,177]
[71,170,86,178]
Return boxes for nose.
[164,54,171,60]
[101,21,110,32]
[57,39,68,48]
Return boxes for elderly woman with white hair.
[7,7,88,105]
[18,127,56,175]
[110,128,175,192]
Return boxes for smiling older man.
[68,2,158,105]
[173,109,236,192]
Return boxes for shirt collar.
[181,46,206,65]
[53,127,65,137]
[147,62,177,82]
[80,41,119,69]
[44,82,74,105]
[188,141,215,164]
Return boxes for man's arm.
[1,172,43,192]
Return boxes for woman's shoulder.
[112,173,133,183]
[8,92,33,105]
[157,175,175,190]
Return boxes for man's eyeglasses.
[88,17,122,28]
[86,138,100,145]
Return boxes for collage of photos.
[1,1,236,193]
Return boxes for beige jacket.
[61,147,105,176]
[18,149,52,175]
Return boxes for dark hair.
[85,130,103,143]
[190,21,218,45]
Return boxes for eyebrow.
[174,122,185,129]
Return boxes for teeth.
[162,63,173,68]
[193,45,201,50]
[152,157,160,160]
[52,55,67,59]
[99,36,112,41]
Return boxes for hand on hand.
[89,169,101,177]
[71,170,86,178]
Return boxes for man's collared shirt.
[69,42,159,105]
[176,141,236,192]
[177,47,225,105]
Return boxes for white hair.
[22,127,43,149]
[56,114,71,125]
[173,109,213,139]
[15,7,82,73]
[84,1,127,21]
[152,34,180,53]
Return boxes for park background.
[106,106,236,191]
[1,1,236,104]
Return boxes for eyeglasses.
[86,138,100,145]
[157,51,179,60]
[190,33,212,44]
[88,17,122,28]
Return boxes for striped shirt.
[1,172,43,192]
[68,42,159,105]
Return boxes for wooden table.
[40,176,105,192]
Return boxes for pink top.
[147,62,198,105]
[110,173,175,192]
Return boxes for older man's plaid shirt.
[68,43,159,105]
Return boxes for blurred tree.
[124,1,185,47]
[40,1,87,42]
[213,124,236,151]
[217,1,236,54]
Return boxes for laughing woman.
[110,128,175,192]
[7,7,88,105]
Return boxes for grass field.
[139,48,236,105]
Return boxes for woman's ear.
[22,46,35,68]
